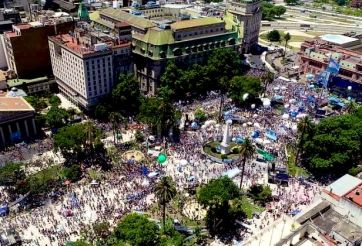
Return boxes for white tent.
[222,168,241,179]
[282,113,289,120]
[179,159,188,166]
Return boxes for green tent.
[257,149,275,161]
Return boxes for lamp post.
[347,85,352,101]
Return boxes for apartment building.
[4,19,74,79]
[48,25,132,109]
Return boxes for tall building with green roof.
[91,2,261,95]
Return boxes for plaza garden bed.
[203,141,242,160]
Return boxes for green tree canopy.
[0,162,25,186]
[49,95,61,107]
[46,106,69,128]
[274,5,286,17]
[114,213,160,246]
[138,97,177,136]
[284,0,298,5]
[53,122,104,163]
[197,176,241,206]
[206,48,242,91]
[111,74,141,115]
[301,108,362,176]
[267,30,281,42]
[25,96,47,112]
[194,108,208,122]
[228,76,262,105]
[248,184,272,206]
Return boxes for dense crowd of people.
[0,65,348,245]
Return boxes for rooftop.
[0,97,34,112]
[100,8,155,30]
[7,76,48,88]
[320,34,359,45]
[324,174,362,198]
[344,184,362,207]
[170,17,223,30]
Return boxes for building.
[91,1,262,95]
[48,24,132,109]
[245,174,362,246]
[4,17,74,79]
[298,34,362,100]
[0,97,37,148]
[0,9,22,34]
[7,76,57,94]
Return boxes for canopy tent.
[257,149,275,162]
[265,129,277,141]
[0,204,9,216]
[147,171,159,178]
[222,168,241,179]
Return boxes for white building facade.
[48,37,115,109]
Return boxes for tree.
[154,176,177,230]
[197,177,245,236]
[301,108,362,176]
[295,117,312,166]
[283,32,291,56]
[160,61,185,100]
[25,96,47,112]
[60,164,82,182]
[206,49,242,119]
[194,108,207,122]
[53,122,103,163]
[274,5,286,18]
[284,0,298,5]
[248,184,272,206]
[109,112,124,143]
[238,138,255,189]
[261,71,275,92]
[267,30,281,42]
[114,213,160,246]
[197,176,240,207]
[49,95,61,107]
[46,106,69,128]
[138,97,177,136]
[228,76,262,105]
[111,74,141,115]
[0,162,25,186]
[95,104,110,121]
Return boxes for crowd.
[0,68,347,245]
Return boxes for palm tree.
[238,138,255,189]
[109,112,123,143]
[262,71,275,93]
[346,101,358,114]
[283,32,291,57]
[295,117,312,166]
[154,176,177,230]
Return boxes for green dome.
[78,3,89,21]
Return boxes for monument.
[220,120,232,154]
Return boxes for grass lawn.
[286,145,309,178]
[240,196,264,219]
[203,141,241,160]
[260,31,312,44]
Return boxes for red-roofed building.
[48,24,132,109]
[4,20,74,79]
